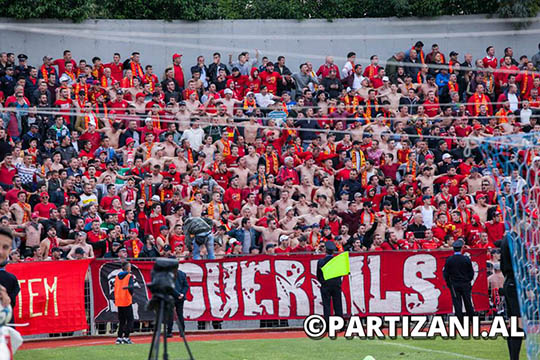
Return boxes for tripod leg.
[148,301,165,360]
[177,316,195,360]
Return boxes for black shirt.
[0,268,20,307]
[316,255,342,288]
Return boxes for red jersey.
[485,221,504,246]
[0,164,16,185]
[259,71,282,94]
[108,99,129,115]
[105,62,124,82]
[223,187,242,211]
[274,247,291,254]
[147,214,166,238]
[52,58,77,76]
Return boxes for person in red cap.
[172,53,184,89]
[124,229,144,258]
[33,192,57,219]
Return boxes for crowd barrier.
[6,250,489,336]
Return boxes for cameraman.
[166,266,189,338]
[183,217,215,260]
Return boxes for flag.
[321,251,350,280]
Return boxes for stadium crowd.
[0,41,539,265]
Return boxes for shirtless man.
[240,116,260,144]
[314,176,335,205]
[279,206,298,231]
[67,231,95,259]
[296,156,319,184]
[241,193,258,217]
[297,203,324,227]
[13,211,43,249]
[189,192,205,218]
[252,218,293,253]
[232,157,251,188]
[468,194,494,224]
[9,191,31,224]
[293,176,315,202]
[274,189,296,220]
[244,144,260,173]
[162,132,179,157]
[39,227,74,258]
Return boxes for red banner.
[6,260,91,335]
[91,250,489,322]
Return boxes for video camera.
[147,258,178,311]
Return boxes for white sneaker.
[115,337,123,345]
[123,338,134,344]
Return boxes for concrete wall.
[0,16,539,76]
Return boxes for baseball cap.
[442,153,452,160]
[172,53,182,60]
[382,76,389,82]
[224,89,233,95]
[31,212,39,219]
[40,192,49,198]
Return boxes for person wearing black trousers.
[500,236,523,360]
[166,267,190,337]
[442,239,475,322]
[316,241,343,325]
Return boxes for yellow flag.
[321,252,350,280]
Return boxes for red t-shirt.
[54,98,74,124]
[259,71,281,94]
[0,164,17,185]
[223,187,242,211]
[79,131,102,152]
[100,195,121,211]
[33,202,57,219]
[105,62,124,82]
[52,58,77,76]
[274,247,291,254]
[147,214,166,238]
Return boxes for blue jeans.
[193,233,215,260]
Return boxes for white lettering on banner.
[275,260,310,317]
[368,255,401,313]
[349,256,366,314]
[403,255,441,313]
[206,262,239,318]
[309,260,323,315]
[240,260,274,316]
[181,263,205,319]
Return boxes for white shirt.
[352,74,365,90]
[420,206,435,229]
[507,93,519,112]
[181,127,205,151]
[520,108,532,126]
[342,61,354,78]
[255,93,275,108]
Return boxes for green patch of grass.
[17,336,525,360]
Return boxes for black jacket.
[317,255,342,288]
[443,253,474,286]
[173,270,189,300]
[208,63,229,83]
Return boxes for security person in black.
[316,241,343,324]
[166,267,190,338]
[442,239,475,321]
[500,236,523,360]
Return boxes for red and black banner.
[90,250,489,322]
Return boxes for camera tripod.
[147,293,195,360]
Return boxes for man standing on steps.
[114,261,135,345]
[166,264,190,338]
[443,239,475,322]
